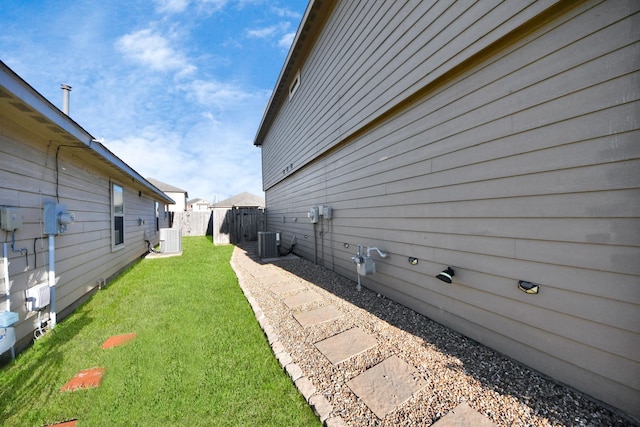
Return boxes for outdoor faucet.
[366,246,388,258]
[352,244,364,265]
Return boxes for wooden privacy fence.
[174,211,212,236]
[212,207,265,245]
[174,208,265,244]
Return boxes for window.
[289,70,300,99]
[113,183,124,247]
[155,201,160,231]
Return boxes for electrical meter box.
[0,207,23,231]
[308,207,319,223]
[43,202,75,234]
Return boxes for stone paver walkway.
[282,290,323,308]
[314,327,377,365]
[293,304,344,328]
[432,402,499,427]
[230,243,497,426]
[101,332,137,349]
[60,367,105,392]
[346,355,427,419]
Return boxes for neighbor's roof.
[187,198,209,204]
[146,178,188,195]
[0,60,174,205]
[212,192,265,208]
[253,0,335,146]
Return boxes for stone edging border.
[230,254,348,427]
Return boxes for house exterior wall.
[258,0,640,418]
[0,91,170,355]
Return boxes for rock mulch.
[230,243,635,427]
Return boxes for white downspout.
[3,242,15,359]
[48,234,56,329]
[3,243,9,312]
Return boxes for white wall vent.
[26,283,50,311]
[258,232,278,259]
[159,228,182,253]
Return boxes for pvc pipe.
[48,234,56,329]
[3,243,9,312]
[2,243,15,360]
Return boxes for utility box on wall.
[43,202,75,234]
[25,283,50,312]
[0,207,22,231]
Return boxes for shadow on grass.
[0,310,93,420]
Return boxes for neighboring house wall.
[256,0,640,419]
[0,63,173,358]
[166,191,186,212]
[187,199,210,211]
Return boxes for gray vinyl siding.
[0,114,167,350]
[262,0,569,189]
[259,0,640,418]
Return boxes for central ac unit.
[258,232,278,258]
[159,228,182,253]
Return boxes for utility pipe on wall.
[2,242,16,359]
[48,234,56,329]
[2,242,11,311]
[3,243,9,312]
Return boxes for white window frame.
[112,181,125,250]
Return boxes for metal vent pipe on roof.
[61,83,71,115]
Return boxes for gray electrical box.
[0,207,23,231]
[43,202,75,234]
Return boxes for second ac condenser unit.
[258,232,278,258]
[159,228,182,253]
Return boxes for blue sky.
[0,0,308,202]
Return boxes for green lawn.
[0,237,321,427]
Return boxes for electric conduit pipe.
[48,234,56,329]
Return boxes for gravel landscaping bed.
[231,246,635,427]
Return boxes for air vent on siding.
[159,228,182,254]
[288,70,301,99]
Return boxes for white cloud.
[272,6,303,19]
[246,25,279,39]
[116,29,196,76]
[155,0,191,13]
[0,0,305,204]
[182,79,266,110]
[105,118,264,202]
[154,0,227,14]
[278,32,296,50]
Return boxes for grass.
[0,237,321,426]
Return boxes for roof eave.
[252,0,335,147]
[0,61,174,205]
